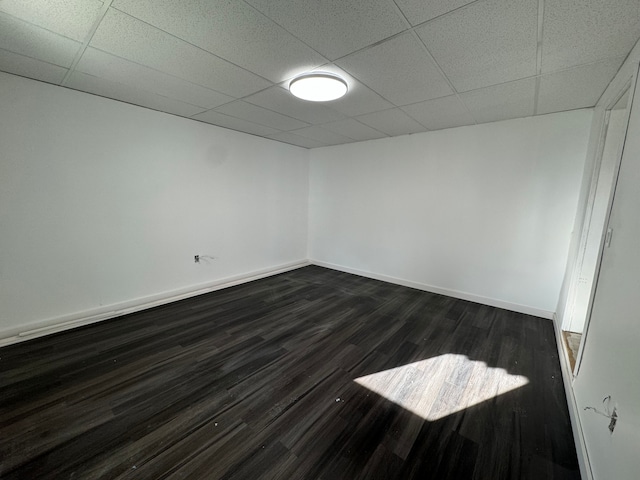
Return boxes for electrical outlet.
[194,255,200,263]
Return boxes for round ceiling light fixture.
[289,72,348,102]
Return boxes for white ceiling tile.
[215,100,309,131]
[336,33,453,106]
[0,0,104,42]
[245,0,407,60]
[402,95,475,130]
[460,77,536,124]
[0,13,80,67]
[90,8,271,98]
[267,132,327,149]
[66,71,207,117]
[394,0,478,26]
[417,0,537,92]
[537,58,625,115]
[328,83,395,117]
[0,48,68,84]
[356,108,427,136]
[542,0,640,73]
[1,0,633,144]
[112,0,326,83]
[76,48,234,109]
[320,118,387,141]
[289,125,354,145]
[244,86,345,124]
[192,109,281,137]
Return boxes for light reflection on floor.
[354,354,529,421]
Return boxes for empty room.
[1,1,639,479]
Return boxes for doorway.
[561,86,632,372]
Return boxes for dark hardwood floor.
[0,265,580,479]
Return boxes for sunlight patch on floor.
[354,354,529,421]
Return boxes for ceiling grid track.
[239,0,330,66]
[308,0,489,126]
[533,0,546,116]
[107,7,274,85]
[0,0,633,148]
[409,29,479,126]
[60,0,115,87]
[389,0,480,126]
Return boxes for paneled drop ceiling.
[1,0,639,148]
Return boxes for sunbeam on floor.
[354,354,529,421]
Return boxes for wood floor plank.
[0,265,580,479]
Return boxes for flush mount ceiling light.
[289,72,348,102]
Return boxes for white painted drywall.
[0,72,309,339]
[309,111,592,316]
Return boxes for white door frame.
[563,83,632,333]
[572,65,639,376]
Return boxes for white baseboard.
[310,260,555,319]
[552,314,593,480]
[0,260,309,347]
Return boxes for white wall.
[309,111,592,317]
[0,71,593,344]
[0,72,309,341]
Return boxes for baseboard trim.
[0,260,309,348]
[310,260,555,319]
[552,314,594,480]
